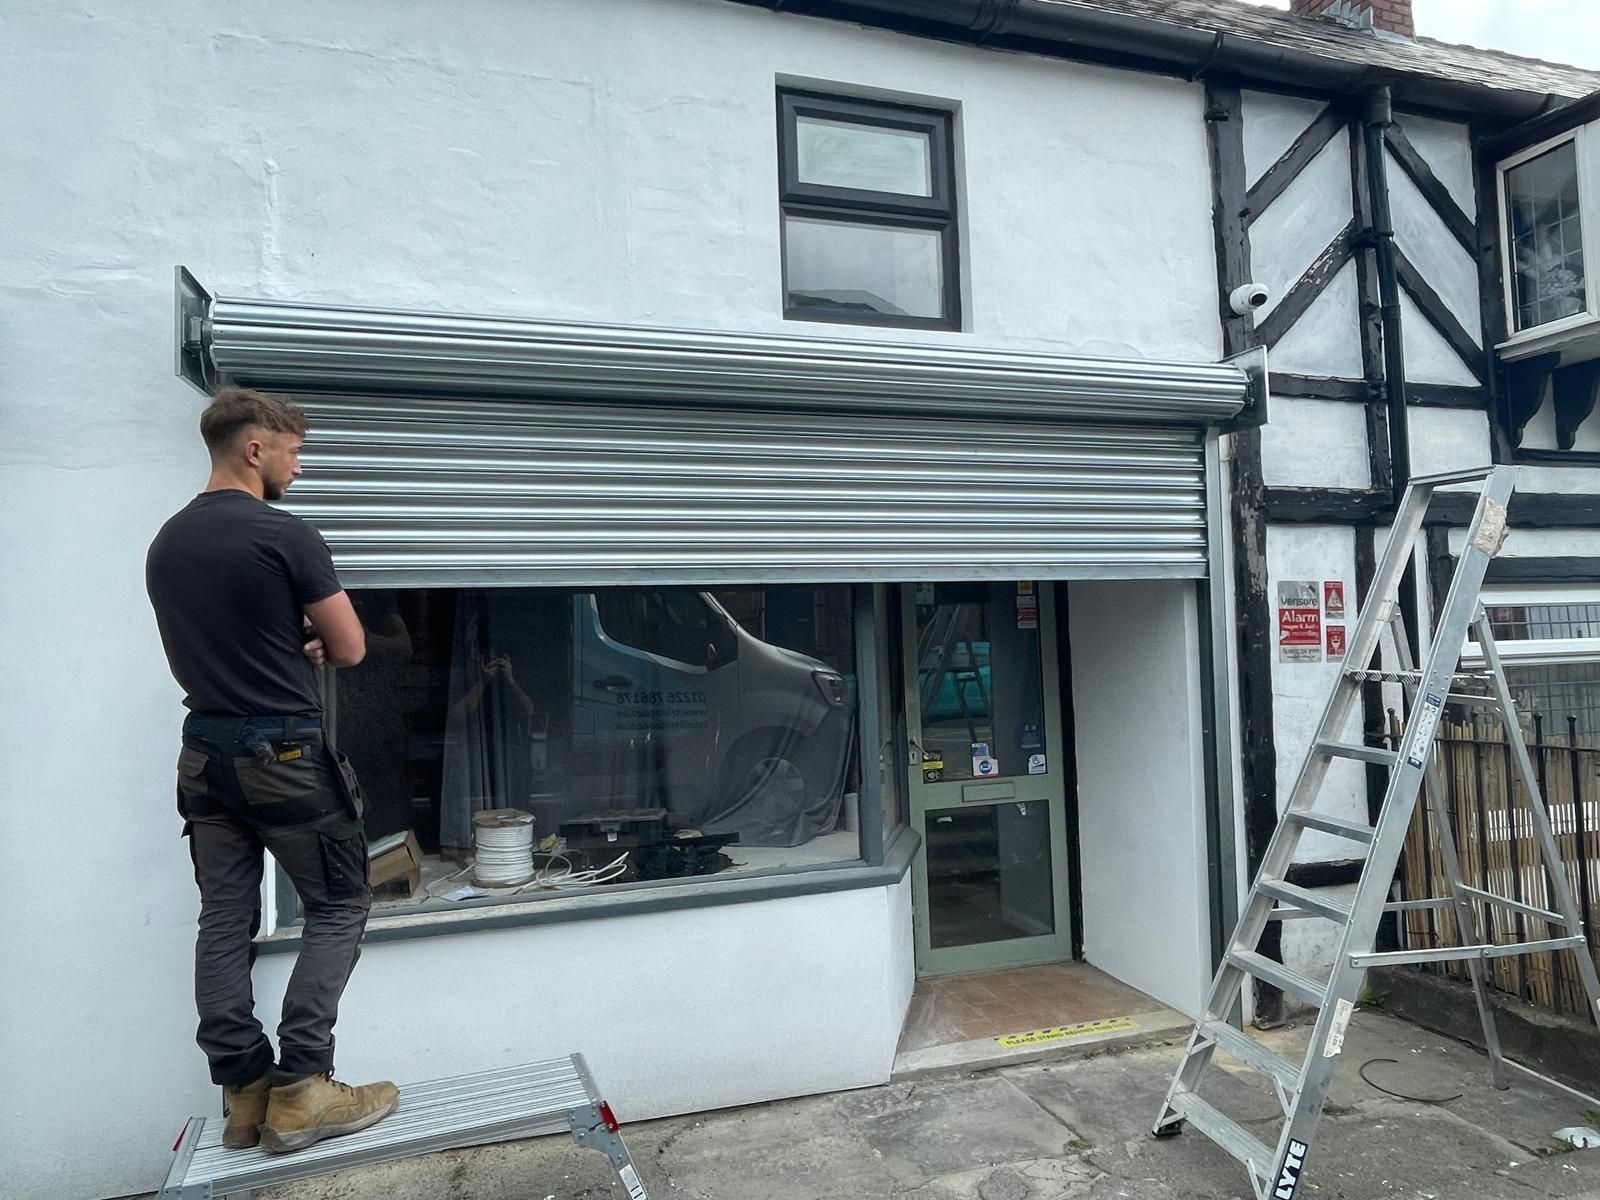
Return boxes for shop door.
[903,583,1072,976]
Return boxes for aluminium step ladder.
[159,1054,650,1199]
[1153,465,1600,1200]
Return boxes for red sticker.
[1326,625,1347,659]
[1325,580,1346,621]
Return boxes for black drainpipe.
[1362,87,1412,503]
[1363,87,1422,920]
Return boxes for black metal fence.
[1398,715,1600,1022]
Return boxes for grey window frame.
[777,89,961,331]
[260,583,912,945]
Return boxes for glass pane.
[1506,142,1587,330]
[786,216,944,320]
[1485,603,1600,641]
[1505,662,1600,741]
[331,585,861,915]
[913,582,1047,782]
[926,801,1055,948]
[796,115,932,196]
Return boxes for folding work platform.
[159,1055,650,1199]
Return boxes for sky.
[1242,0,1600,70]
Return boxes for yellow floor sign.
[995,1016,1137,1049]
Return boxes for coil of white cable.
[471,808,536,887]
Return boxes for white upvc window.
[1496,125,1600,360]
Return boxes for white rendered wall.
[1265,525,1364,862]
[1449,526,1600,560]
[1264,526,1364,987]
[0,1,1222,1196]
[1261,396,1372,488]
[1268,261,1368,379]
[1069,582,1210,1018]
[255,881,914,1122]
[1250,135,1353,332]
[1241,91,1328,193]
[1408,407,1493,478]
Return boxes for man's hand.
[302,636,329,668]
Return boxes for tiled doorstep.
[891,1006,1193,1081]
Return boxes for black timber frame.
[1217,79,1600,1022]
[1208,79,1287,1023]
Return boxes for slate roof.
[1052,0,1600,100]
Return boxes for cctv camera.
[1229,283,1271,316]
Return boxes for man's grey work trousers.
[176,714,370,1086]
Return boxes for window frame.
[260,582,909,940]
[777,88,961,331]
[1496,125,1600,358]
[1464,585,1600,666]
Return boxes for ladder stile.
[1153,467,1600,1196]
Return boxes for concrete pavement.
[252,1010,1600,1200]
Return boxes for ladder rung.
[1286,811,1375,845]
[1446,692,1503,708]
[1351,936,1587,969]
[1408,466,1495,487]
[1165,1088,1274,1182]
[1228,950,1328,1008]
[1456,885,1569,927]
[1257,880,1353,924]
[1315,740,1397,766]
[1197,1020,1302,1096]
[1344,669,1493,688]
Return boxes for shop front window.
[325,585,863,914]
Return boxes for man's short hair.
[200,387,308,454]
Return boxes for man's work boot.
[222,1073,273,1150]
[259,1073,400,1154]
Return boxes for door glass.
[926,802,1056,948]
[914,583,1047,781]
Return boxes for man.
[146,387,398,1154]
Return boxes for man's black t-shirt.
[146,489,343,716]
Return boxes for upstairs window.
[1501,134,1593,334]
[778,89,960,330]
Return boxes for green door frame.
[902,583,1074,976]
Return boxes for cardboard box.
[368,830,423,897]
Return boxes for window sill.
[1497,313,1600,363]
[256,825,920,954]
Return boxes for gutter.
[1482,88,1600,157]
[740,0,1573,122]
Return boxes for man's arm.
[305,592,367,668]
